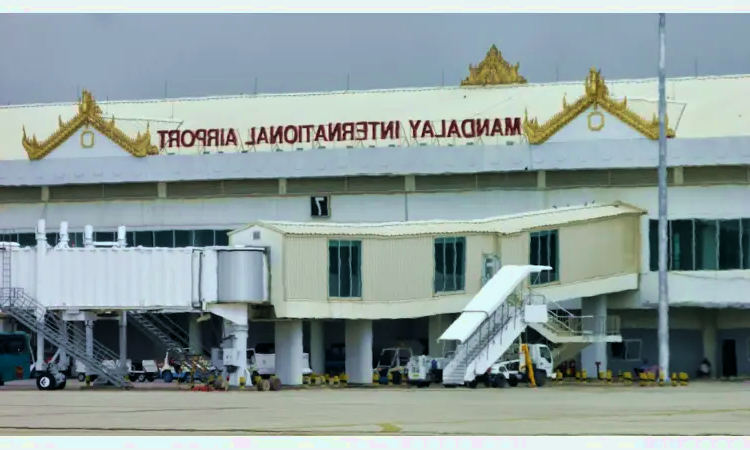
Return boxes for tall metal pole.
[657,12,670,381]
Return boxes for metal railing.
[442,287,535,383]
[0,287,129,387]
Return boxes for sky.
[1,13,749,105]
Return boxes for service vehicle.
[374,346,414,385]
[489,343,555,388]
[0,332,33,387]
[406,351,454,387]
[247,344,313,379]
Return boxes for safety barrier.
[550,368,690,388]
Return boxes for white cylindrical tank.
[217,249,266,302]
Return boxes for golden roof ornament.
[523,67,677,145]
[22,89,159,160]
[461,45,527,86]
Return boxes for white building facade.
[0,47,749,383]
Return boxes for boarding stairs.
[439,265,551,386]
[127,311,212,373]
[0,248,130,388]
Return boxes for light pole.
[657,12,670,381]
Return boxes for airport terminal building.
[0,45,749,385]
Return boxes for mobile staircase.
[0,245,130,389]
[438,264,623,387]
[439,265,552,388]
[128,311,212,377]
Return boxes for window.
[718,220,741,270]
[328,240,362,298]
[670,220,695,271]
[134,231,155,247]
[95,232,116,243]
[0,336,26,355]
[215,230,231,246]
[154,230,174,247]
[650,218,748,272]
[193,230,215,247]
[539,345,552,364]
[174,230,192,247]
[743,219,750,270]
[529,230,559,285]
[694,220,718,270]
[434,237,466,293]
[609,339,642,361]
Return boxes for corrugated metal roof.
[241,202,644,238]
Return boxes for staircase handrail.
[0,288,128,387]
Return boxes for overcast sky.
[1,13,749,105]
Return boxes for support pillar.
[275,320,304,386]
[59,313,68,372]
[309,320,325,375]
[345,320,373,385]
[0,317,8,333]
[701,309,718,378]
[224,321,248,387]
[188,315,203,355]
[35,219,46,372]
[428,314,456,356]
[119,311,128,376]
[85,320,94,358]
[580,295,608,378]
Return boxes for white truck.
[489,343,555,388]
[248,346,313,379]
[406,351,454,387]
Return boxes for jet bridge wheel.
[77,373,86,382]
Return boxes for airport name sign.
[157,117,522,149]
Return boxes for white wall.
[3,184,749,309]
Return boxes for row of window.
[0,229,232,248]
[648,219,750,271]
[327,230,562,298]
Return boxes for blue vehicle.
[0,332,32,386]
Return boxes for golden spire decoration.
[461,45,527,86]
[22,89,159,160]
[523,67,677,145]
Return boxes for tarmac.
[1,379,749,435]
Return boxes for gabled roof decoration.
[523,68,677,145]
[461,45,527,86]
[22,90,159,160]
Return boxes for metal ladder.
[128,312,210,372]
[0,248,130,388]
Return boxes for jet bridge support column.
[345,320,373,385]
[275,320,304,386]
[34,220,46,372]
[189,315,203,355]
[581,295,608,378]
[119,312,128,377]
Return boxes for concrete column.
[188,315,203,355]
[309,320,325,375]
[35,220,46,372]
[580,295,608,378]
[345,320,373,385]
[701,309,718,377]
[224,321,248,387]
[119,312,128,375]
[275,320,304,386]
[428,314,456,356]
[59,313,68,372]
[85,320,94,358]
